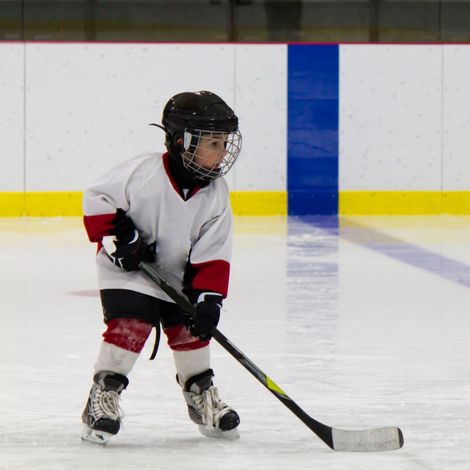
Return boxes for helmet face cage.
[180,128,242,182]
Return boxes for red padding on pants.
[164,324,209,351]
[103,318,153,353]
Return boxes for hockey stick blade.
[139,262,404,452]
[331,426,404,452]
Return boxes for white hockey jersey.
[83,152,232,303]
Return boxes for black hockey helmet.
[155,91,242,182]
[162,91,238,142]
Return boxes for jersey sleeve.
[184,198,233,301]
[82,160,134,243]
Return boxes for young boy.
[81,91,242,444]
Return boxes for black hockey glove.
[102,209,156,272]
[187,293,222,341]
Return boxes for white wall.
[2,43,470,196]
[340,45,443,191]
[233,45,287,191]
[0,44,24,191]
[1,43,286,193]
[25,44,236,190]
[340,44,470,192]
[442,46,470,191]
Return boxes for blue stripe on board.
[287,45,339,215]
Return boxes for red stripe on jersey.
[188,260,230,298]
[163,324,210,351]
[102,318,153,353]
[83,213,116,243]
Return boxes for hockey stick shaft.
[140,262,403,451]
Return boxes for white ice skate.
[81,371,128,445]
[181,369,240,439]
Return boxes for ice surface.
[1,216,470,470]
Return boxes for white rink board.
[0,43,24,191]
[442,46,470,191]
[2,43,470,194]
[22,43,287,193]
[24,43,236,191]
[233,44,287,191]
[339,45,443,191]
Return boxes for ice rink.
[1,215,470,470]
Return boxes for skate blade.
[198,425,240,440]
[81,424,113,446]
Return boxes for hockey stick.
[140,262,404,452]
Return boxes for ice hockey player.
[81,90,242,444]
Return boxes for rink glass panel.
[2,0,470,42]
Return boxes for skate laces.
[92,389,124,422]
[194,386,232,429]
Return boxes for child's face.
[194,134,228,170]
